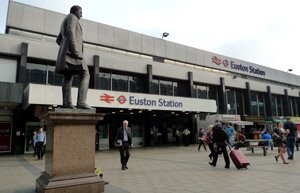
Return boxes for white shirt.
[123,128,128,141]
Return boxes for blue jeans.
[286,136,296,158]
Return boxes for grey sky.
[1,0,299,76]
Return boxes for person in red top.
[232,131,248,149]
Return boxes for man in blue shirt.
[116,120,132,170]
[262,130,272,146]
[226,124,234,146]
[36,127,46,160]
[284,117,297,160]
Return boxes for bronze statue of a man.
[55,5,91,109]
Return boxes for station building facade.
[0,2,300,154]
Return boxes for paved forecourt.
[1,145,300,193]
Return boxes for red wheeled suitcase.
[230,149,250,169]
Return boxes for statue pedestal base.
[35,110,104,193]
[36,172,104,193]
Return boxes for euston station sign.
[96,91,217,112]
[212,56,266,76]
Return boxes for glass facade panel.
[47,66,63,86]
[197,85,208,99]
[271,95,277,116]
[236,90,244,115]
[276,96,283,116]
[291,98,298,116]
[99,72,111,90]
[209,86,218,113]
[258,93,265,117]
[26,63,47,84]
[160,80,173,96]
[151,79,159,94]
[112,74,128,92]
[226,89,236,114]
[250,92,258,115]
[129,76,146,93]
[176,81,187,97]
[173,82,178,96]
[192,85,197,98]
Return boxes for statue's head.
[70,5,82,19]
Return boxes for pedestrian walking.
[284,117,297,160]
[198,128,207,151]
[36,127,46,160]
[273,122,288,164]
[209,121,230,169]
[32,131,37,157]
[206,125,214,160]
[116,120,132,170]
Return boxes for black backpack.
[213,125,228,142]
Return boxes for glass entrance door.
[0,122,12,153]
[97,124,109,150]
[24,122,40,153]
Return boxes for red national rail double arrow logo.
[100,93,114,103]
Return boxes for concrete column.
[265,86,273,117]
[187,71,193,97]
[283,89,291,116]
[244,82,251,115]
[218,77,226,114]
[92,55,100,89]
[17,43,28,83]
[147,64,153,93]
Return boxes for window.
[99,72,111,90]
[173,82,178,96]
[276,96,283,116]
[112,74,128,92]
[151,79,159,94]
[193,84,209,99]
[291,98,299,116]
[26,63,47,84]
[160,80,173,96]
[47,66,63,86]
[197,85,208,99]
[258,93,265,117]
[271,95,277,116]
[0,58,17,83]
[250,92,258,115]
[192,85,197,98]
[209,86,218,113]
[226,89,236,114]
[236,90,244,115]
[129,76,146,93]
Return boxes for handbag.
[114,139,122,147]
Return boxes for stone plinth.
[36,109,105,193]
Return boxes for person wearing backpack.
[209,121,230,169]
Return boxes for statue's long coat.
[55,13,84,73]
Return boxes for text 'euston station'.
[129,96,183,108]
[230,61,266,76]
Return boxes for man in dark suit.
[55,5,91,109]
[116,120,132,170]
[209,121,230,169]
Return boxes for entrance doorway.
[24,122,40,154]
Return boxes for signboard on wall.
[26,84,218,113]
[93,91,217,112]
[0,123,12,153]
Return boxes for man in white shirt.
[116,120,132,170]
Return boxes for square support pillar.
[36,109,105,193]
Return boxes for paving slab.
[0,145,300,193]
